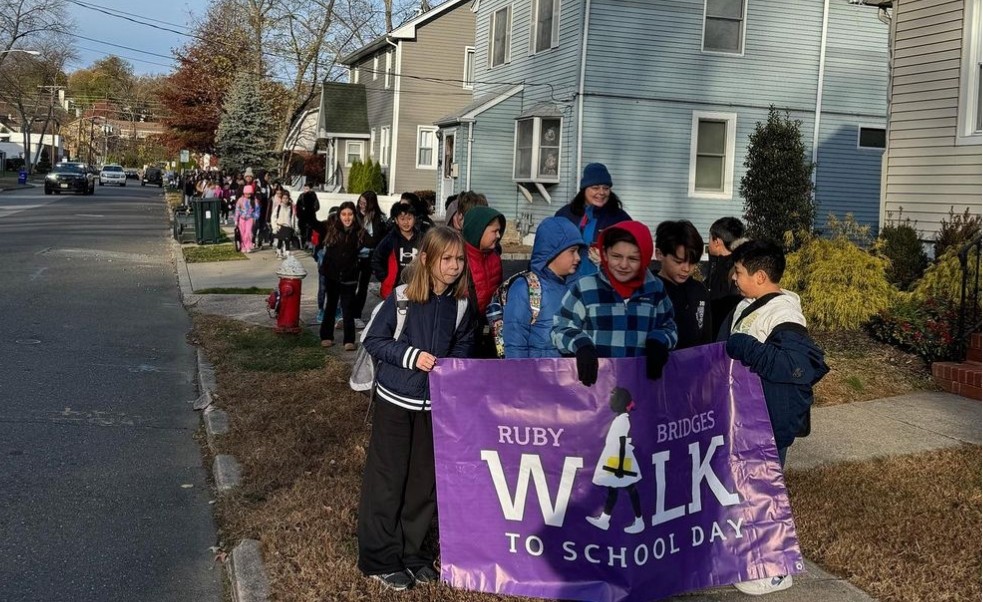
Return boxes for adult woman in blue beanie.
[555,162,632,278]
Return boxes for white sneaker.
[585,513,610,531]
[734,575,793,596]
[624,516,644,534]
[354,318,367,329]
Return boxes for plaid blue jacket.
[551,270,678,356]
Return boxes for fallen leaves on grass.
[813,330,937,406]
[787,445,982,602]
[193,314,535,602]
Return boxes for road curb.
[228,539,271,602]
[213,454,241,491]
[195,349,215,410]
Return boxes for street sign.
[180,150,190,163]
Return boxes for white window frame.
[701,0,748,56]
[373,55,379,80]
[529,0,561,54]
[416,126,438,170]
[385,50,393,89]
[380,126,391,167]
[463,46,475,89]
[370,128,376,159]
[488,5,513,68]
[688,111,737,200]
[345,141,364,167]
[856,124,886,150]
[512,116,562,184]
[957,0,982,145]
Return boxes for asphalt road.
[0,183,222,601]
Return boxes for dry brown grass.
[813,330,938,406]
[192,314,535,602]
[786,446,982,602]
[193,314,953,602]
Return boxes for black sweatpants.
[352,256,373,320]
[357,399,436,575]
[319,279,356,344]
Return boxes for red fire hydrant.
[271,252,307,334]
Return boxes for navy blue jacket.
[726,324,829,449]
[363,289,475,411]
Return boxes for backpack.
[485,271,542,358]
[349,284,469,392]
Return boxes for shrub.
[369,159,385,193]
[878,211,929,290]
[912,247,981,304]
[740,106,816,251]
[934,206,981,258]
[867,295,959,363]
[347,158,365,194]
[784,226,893,331]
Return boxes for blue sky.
[67,0,202,76]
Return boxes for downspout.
[386,36,401,196]
[466,120,474,190]
[811,0,831,187]
[575,0,593,183]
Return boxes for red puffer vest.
[466,243,503,314]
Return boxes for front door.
[440,132,456,217]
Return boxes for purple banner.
[430,343,803,602]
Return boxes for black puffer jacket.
[319,226,362,283]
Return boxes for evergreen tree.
[370,159,385,193]
[740,106,816,250]
[348,157,365,194]
[215,72,277,173]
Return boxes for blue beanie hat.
[580,163,612,190]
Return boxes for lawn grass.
[183,244,246,263]
[191,314,960,602]
[786,445,982,602]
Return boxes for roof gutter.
[811,0,831,187]
[386,36,400,196]
[575,0,592,185]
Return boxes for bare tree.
[0,0,72,70]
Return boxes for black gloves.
[645,340,670,381]
[575,345,599,387]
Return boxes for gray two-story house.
[320,0,476,199]
[437,0,890,239]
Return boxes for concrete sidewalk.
[171,234,982,602]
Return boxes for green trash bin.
[192,198,222,244]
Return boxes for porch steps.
[932,333,982,400]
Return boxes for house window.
[957,0,982,144]
[385,50,394,89]
[513,117,561,183]
[417,127,438,169]
[489,5,512,68]
[380,126,391,167]
[373,55,379,80]
[530,0,560,54]
[857,126,886,149]
[346,141,364,166]
[688,111,737,198]
[463,47,475,89]
[703,0,746,54]
[370,128,376,158]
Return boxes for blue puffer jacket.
[363,289,475,411]
[502,218,585,358]
[726,324,829,449]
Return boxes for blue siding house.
[435,0,889,241]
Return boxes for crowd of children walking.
[349,162,829,596]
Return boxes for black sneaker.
[371,570,414,591]
[412,564,439,584]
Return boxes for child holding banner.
[500,217,585,358]
[551,221,678,386]
[357,226,475,592]
[723,239,829,596]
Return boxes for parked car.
[44,162,96,195]
[124,167,139,180]
[99,164,127,186]
[142,167,164,187]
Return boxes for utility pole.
[88,117,95,164]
